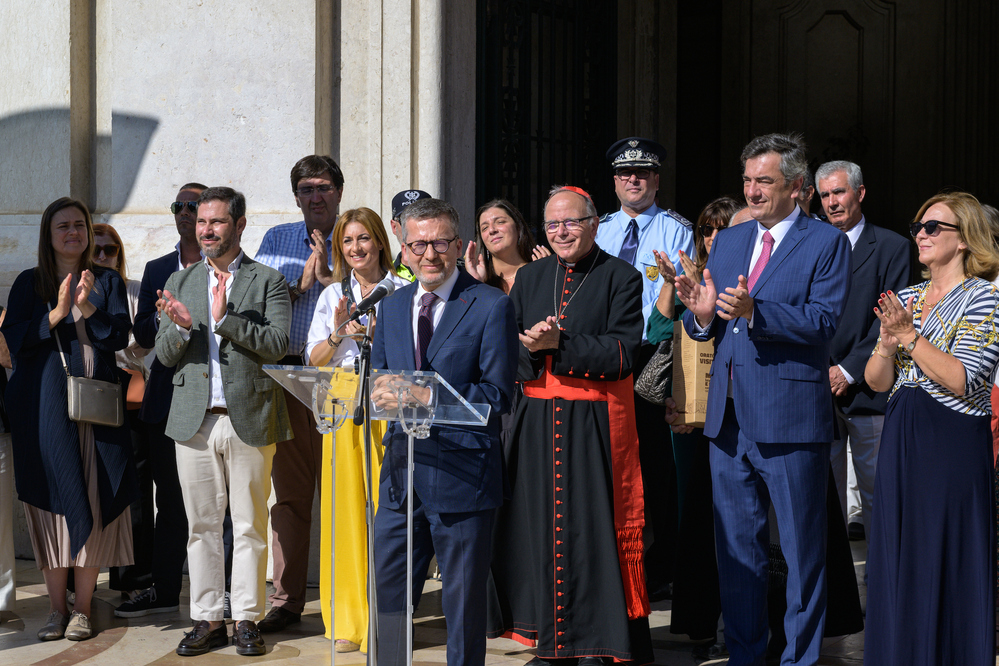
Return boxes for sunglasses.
[94,244,120,258]
[909,220,959,238]
[171,201,199,215]
[698,224,725,237]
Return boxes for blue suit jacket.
[371,270,519,514]
[134,251,179,424]
[684,212,852,443]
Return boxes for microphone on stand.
[347,277,397,322]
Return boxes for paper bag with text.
[672,325,714,427]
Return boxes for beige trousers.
[176,414,275,622]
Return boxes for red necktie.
[747,230,774,292]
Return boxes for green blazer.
[154,255,293,447]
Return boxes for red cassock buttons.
[584,372,589,377]
[556,540,563,545]
[555,461,561,465]
[568,269,573,274]
[556,527,562,532]
[557,514,562,518]
[556,553,562,558]
[560,315,566,320]
[558,631,564,636]
[555,434,561,439]
[564,289,570,294]
[557,580,562,585]
[556,474,562,479]
[556,407,562,412]
[556,500,562,505]
[558,644,564,649]
[556,420,561,425]
[555,447,562,452]
[558,592,563,597]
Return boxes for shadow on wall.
[0,107,158,213]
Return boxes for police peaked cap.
[606,137,666,169]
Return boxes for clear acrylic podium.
[263,364,491,666]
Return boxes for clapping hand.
[675,267,719,327]
[532,245,552,261]
[464,240,488,282]
[873,290,915,349]
[519,315,560,352]
[158,289,193,329]
[716,275,753,321]
[310,229,333,288]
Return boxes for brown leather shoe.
[176,620,228,656]
[256,606,301,633]
[233,620,266,656]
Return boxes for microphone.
[347,276,397,322]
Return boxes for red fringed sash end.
[617,525,650,619]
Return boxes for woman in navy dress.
[864,192,999,665]
[2,198,135,641]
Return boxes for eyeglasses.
[406,237,458,256]
[296,185,337,197]
[94,244,120,258]
[909,220,959,238]
[543,217,594,234]
[171,201,198,214]
[699,224,725,238]
[614,169,652,181]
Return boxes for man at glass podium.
[370,197,519,666]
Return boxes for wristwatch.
[905,331,920,353]
[288,279,304,296]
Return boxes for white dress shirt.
[837,215,866,385]
[411,268,460,352]
[177,252,244,408]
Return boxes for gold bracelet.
[873,341,894,359]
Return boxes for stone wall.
[0,0,476,587]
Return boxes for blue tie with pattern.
[619,219,639,265]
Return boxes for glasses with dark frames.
[171,201,198,214]
[909,220,959,238]
[406,237,458,255]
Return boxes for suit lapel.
[227,257,257,312]
[850,221,876,274]
[427,275,474,364]
[749,213,808,297]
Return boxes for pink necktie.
[747,230,774,292]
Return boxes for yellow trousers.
[319,418,385,649]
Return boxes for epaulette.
[666,209,692,228]
[599,213,610,223]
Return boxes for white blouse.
[305,271,410,367]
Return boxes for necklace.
[552,260,592,327]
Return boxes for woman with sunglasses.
[864,192,999,665]
[305,207,408,653]
[1,199,135,642]
[90,224,156,602]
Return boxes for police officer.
[388,189,433,282]
[596,137,694,601]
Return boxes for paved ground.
[0,547,871,665]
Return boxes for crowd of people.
[1,132,998,666]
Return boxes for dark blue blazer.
[684,212,852,443]
[135,251,178,424]
[371,270,519,514]
[829,221,911,415]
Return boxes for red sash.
[523,359,650,620]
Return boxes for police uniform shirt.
[595,204,694,342]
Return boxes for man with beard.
[487,186,652,666]
[115,182,206,618]
[156,187,292,657]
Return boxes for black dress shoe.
[233,620,266,656]
[577,658,610,666]
[525,658,578,666]
[692,641,728,661]
[176,620,229,656]
[257,606,301,633]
